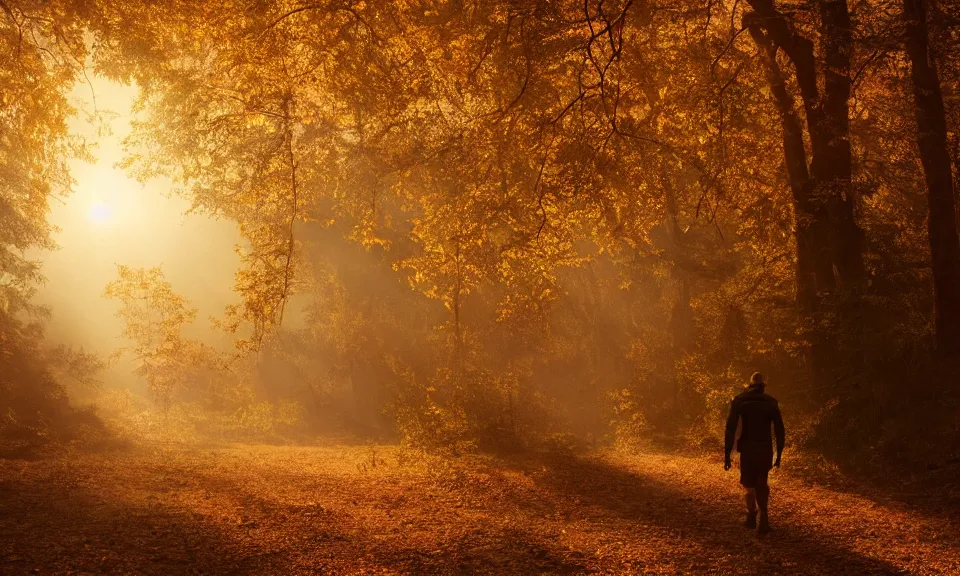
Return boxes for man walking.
[724,372,785,535]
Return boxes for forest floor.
[1,442,958,575]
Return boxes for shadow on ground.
[0,475,264,574]
[179,465,589,575]
[0,456,586,575]
[4,445,949,575]
[493,452,911,575]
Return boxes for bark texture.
[903,0,960,356]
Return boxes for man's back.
[725,386,785,454]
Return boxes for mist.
[2,1,960,574]
[33,77,241,390]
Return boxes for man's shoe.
[744,512,757,529]
[757,514,770,535]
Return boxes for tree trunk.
[453,241,465,385]
[904,0,960,356]
[814,0,865,378]
[277,93,300,330]
[662,168,694,353]
[816,0,865,296]
[744,0,865,301]
[745,17,820,313]
[745,0,866,389]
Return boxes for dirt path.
[0,444,957,575]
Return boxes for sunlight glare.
[89,202,111,224]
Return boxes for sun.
[89,202,111,224]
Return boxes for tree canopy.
[3,0,959,459]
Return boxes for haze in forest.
[1,0,957,453]
[33,76,242,390]
[1,4,960,572]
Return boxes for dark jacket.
[724,384,785,458]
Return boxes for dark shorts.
[739,446,773,488]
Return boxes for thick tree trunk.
[744,0,865,300]
[816,0,865,295]
[745,0,866,389]
[746,18,820,313]
[903,0,960,356]
[813,0,865,378]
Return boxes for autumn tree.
[104,266,217,410]
[1,0,94,318]
[0,0,107,442]
[74,0,960,456]
[900,0,960,356]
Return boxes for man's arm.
[773,401,785,466]
[724,399,740,466]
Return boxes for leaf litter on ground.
[0,443,957,575]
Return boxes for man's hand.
[724,456,732,471]
[774,453,782,469]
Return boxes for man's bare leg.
[755,481,770,535]
[744,488,757,528]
